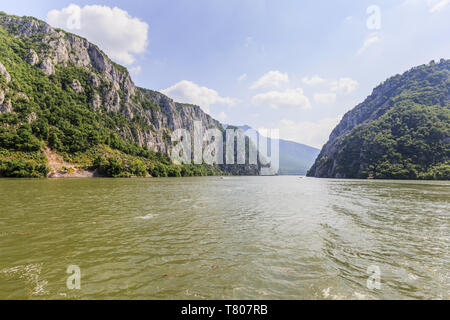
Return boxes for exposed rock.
[40,58,54,75]
[71,79,84,93]
[0,61,11,83]
[16,92,29,101]
[0,90,4,105]
[26,49,39,66]
[27,112,37,124]
[44,147,98,178]
[0,14,136,103]
[123,104,134,120]
[89,73,101,87]
[0,13,241,168]
[0,100,12,113]
[91,93,102,111]
[102,88,121,113]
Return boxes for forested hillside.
[308,60,449,180]
[0,12,258,178]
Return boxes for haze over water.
[0,177,448,300]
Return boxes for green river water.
[0,177,448,299]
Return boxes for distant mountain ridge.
[308,59,450,180]
[225,125,320,175]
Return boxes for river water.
[0,177,448,300]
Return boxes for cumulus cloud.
[47,4,149,65]
[331,77,359,95]
[302,75,326,86]
[252,88,311,110]
[357,32,381,55]
[313,93,337,104]
[279,116,342,148]
[161,80,235,114]
[250,71,289,90]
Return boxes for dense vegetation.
[308,60,450,180]
[0,20,225,178]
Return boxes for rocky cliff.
[0,12,257,177]
[0,12,224,154]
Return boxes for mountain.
[0,12,258,178]
[230,125,320,175]
[308,59,450,180]
[278,139,320,175]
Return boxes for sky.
[0,0,449,148]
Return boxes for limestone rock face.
[102,88,121,113]
[89,73,101,87]
[71,79,84,93]
[40,57,54,75]
[0,90,4,105]
[26,49,39,66]
[0,13,230,162]
[0,61,11,83]
[91,93,102,111]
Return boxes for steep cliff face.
[308,60,449,180]
[0,12,225,154]
[0,12,255,177]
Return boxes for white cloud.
[252,88,311,110]
[357,32,381,56]
[215,112,228,122]
[331,77,359,95]
[161,80,235,114]
[47,4,149,65]
[237,73,247,82]
[313,93,337,104]
[429,0,450,12]
[279,116,342,148]
[129,66,142,76]
[302,75,326,86]
[250,71,289,90]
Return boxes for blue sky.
[1,0,449,147]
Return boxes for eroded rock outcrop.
[71,79,83,93]
[0,99,12,113]
[0,61,11,83]
[26,49,39,66]
[40,57,54,75]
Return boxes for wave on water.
[0,263,49,297]
[136,213,155,220]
